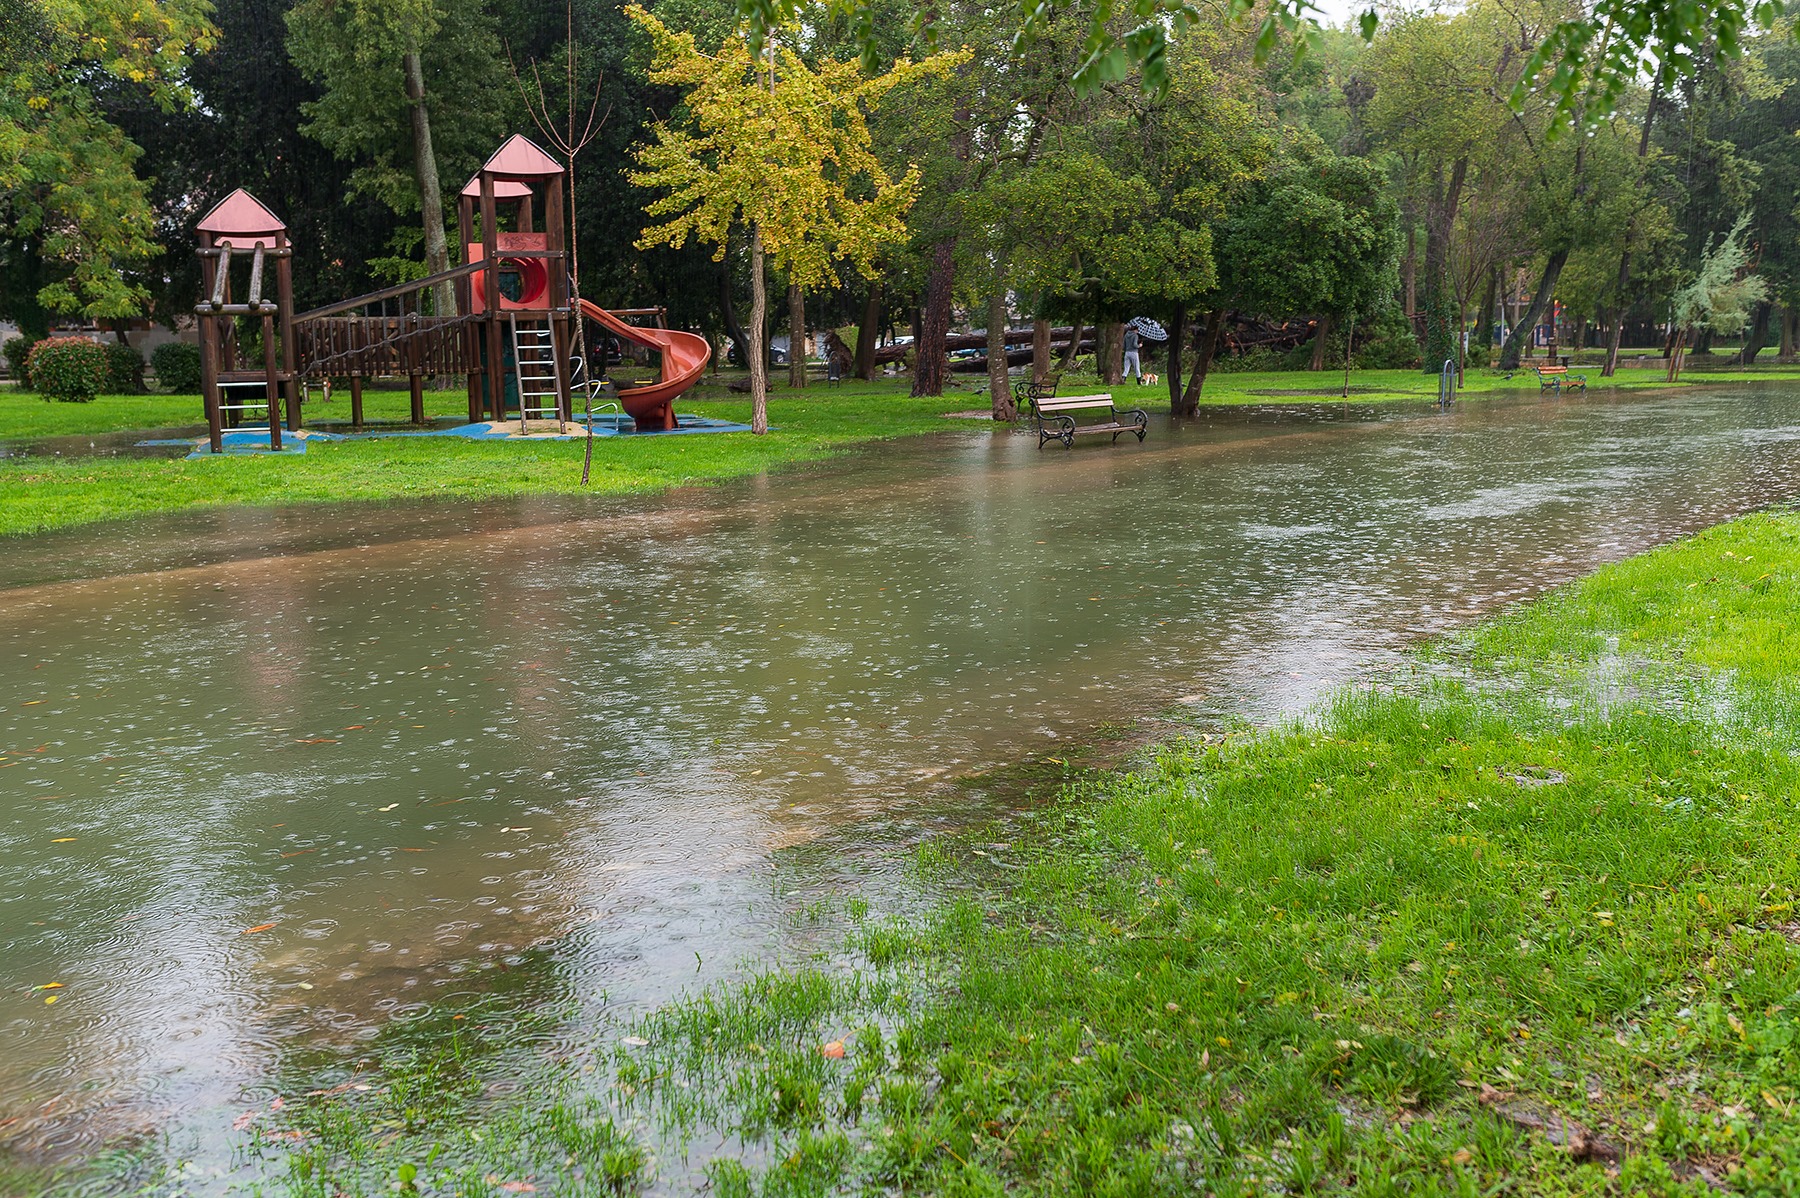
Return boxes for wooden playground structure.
[192,134,710,453]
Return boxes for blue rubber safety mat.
[144,413,754,457]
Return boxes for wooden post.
[262,311,282,450]
[198,234,223,453]
[350,376,364,428]
[277,233,301,431]
[481,174,504,421]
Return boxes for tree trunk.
[1472,267,1497,363]
[719,256,750,372]
[912,238,955,396]
[1402,219,1417,318]
[1166,303,1185,413]
[1057,319,1084,372]
[1498,248,1570,370]
[1031,319,1050,385]
[1603,79,1663,378]
[1666,326,1688,383]
[1178,308,1226,413]
[1308,314,1332,371]
[1740,300,1774,365]
[986,288,1014,420]
[402,50,456,319]
[1420,156,1468,369]
[1102,321,1124,384]
[748,223,768,433]
[786,283,807,388]
[854,282,881,379]
[1781,305,1798,363]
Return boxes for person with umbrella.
[1126,318,1168,383]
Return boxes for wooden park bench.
[1532,364,1587,394]
[1034,393,1149,449]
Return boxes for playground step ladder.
[509,314,564,431]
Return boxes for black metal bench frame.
[1033,393,1148,449]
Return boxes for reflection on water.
[4,387,1800,1169]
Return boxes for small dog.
[1138,372,1159,387]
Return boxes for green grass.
[0,381,972,537]
[7,361,1800,538]
[168,506,1800,1196]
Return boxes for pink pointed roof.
[479,134,564,180]
[197,188,286,246]
[460,175,533,200]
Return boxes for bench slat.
[1037,394,1114,412]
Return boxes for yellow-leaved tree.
[626,6,965,433]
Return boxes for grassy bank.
[8,362,1800,538]
[173,505,1797,1197]
[0,382,968,537]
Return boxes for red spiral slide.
[578,299,712,431]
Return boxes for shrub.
[1349,302,1421,371]
[25,337,110,402]
[151,341,204,394]
[1211,346,1290,374]
[104,340,146,394]
[4,335,40,388]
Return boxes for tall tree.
[0,0,216,335]
[287,0,514,314]
[626,5,961,431]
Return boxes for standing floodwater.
[4,386,1800,1171]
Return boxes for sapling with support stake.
[508,0,611,483]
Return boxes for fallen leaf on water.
[32,983,63,991]
[22,701,42,706]
[50,837,76,843]
[43,995,57,1005]
[242,923,278,935]
[399,847,425,852]
[232,1111,258,1131]
[620,1036,649,1047]
[293,738,338,745]
[821,1041,846,1059]
[297,982,314,990]
[279,849,314,859]
[342,725,365,731]
[378,804,399,812]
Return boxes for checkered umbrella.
[1129,317,1169,342]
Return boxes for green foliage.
[1675,213,1771,335]
[102,341,144,394]
[150,341,203,394]
[725,0,1762,132]
[25,337,109,403]
[1213,136,1400,322]
[285,0,513,219]
[1351,299,1422,369]
[3,333,38,387]
[0,0,215,322]
[628,7,963,290]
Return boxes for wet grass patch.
[181,508,1800,1194]
[9,365,1798,538]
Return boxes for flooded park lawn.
[5,385,1800,1179]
